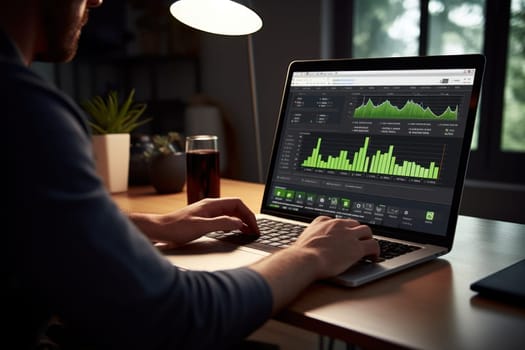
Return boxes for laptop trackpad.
[341,261,388,277]
[162,236,268,271]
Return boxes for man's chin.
[34,46,78,63]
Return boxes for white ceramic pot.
[92,134,130,193]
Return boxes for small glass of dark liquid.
[185,135,220,204]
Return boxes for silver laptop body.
[252,54,485,286]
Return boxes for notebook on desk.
[470,259,525,306]
[197,54,486,287]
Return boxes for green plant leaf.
[143,132,183,157]
[81,89,151,134]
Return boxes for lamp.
[170,0,264,182]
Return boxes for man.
[3,1,379,349]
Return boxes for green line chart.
[301,136,444,180]
[353,96,459,120]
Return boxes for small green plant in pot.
[82,88,151,134]
[146,132,186,194]
[81,89,151,193]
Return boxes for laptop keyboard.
[206,218,422,259]
[206,218,302,253]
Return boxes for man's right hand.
[249,216,379,314]
[293,216,379,279]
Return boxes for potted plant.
[145,132,186,194]
[82,89,151,193]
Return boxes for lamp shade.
[170,0,263,36]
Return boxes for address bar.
[291,76,473,86]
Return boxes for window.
[328,0,524,183]
[502,0,525,152]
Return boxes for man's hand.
[128,197,260,247]
[250,216,379,313]
[292,216,379,279]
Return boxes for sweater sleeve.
[7,56,273,349]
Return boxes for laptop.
[179,54,485,287]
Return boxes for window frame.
[328,0,525,184]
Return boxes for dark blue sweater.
[2,30,272,349]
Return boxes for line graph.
[353,95,462,120]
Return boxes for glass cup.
[185,135,221,204]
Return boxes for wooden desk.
[113,179,525,350]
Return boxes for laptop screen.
[261,56,484,241]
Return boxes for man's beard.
[35,1,88,63]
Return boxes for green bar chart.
[301,137,441,180]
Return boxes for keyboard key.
[376,239,421,260]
